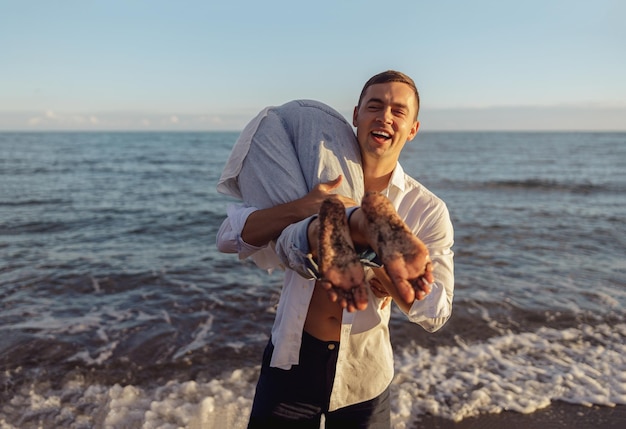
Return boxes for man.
[216,70,454,428]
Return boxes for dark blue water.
[1,131,624,428]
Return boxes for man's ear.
[407,120,420,141]
[352,106,359,127]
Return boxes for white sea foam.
[390,322,626,427]
[2,323,624,428]
[173,314,215,360]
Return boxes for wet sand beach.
[415,403,626,429]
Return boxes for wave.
[445,178,622,194]
[489,179,603,194]
[0,220,71,234]
[1,322,624,428]
[0,198,72,207]
[392,322,626,424]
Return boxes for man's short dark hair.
[358,70,420,120]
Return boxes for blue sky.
[1,0,625,131]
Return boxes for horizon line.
[1,128,625,133]
[2,105,625,133]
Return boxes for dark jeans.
[248,332,391,429]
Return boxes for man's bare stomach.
[303,282,343,341]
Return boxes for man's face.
[353,81,420,163]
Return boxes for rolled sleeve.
[215,204,265,258]
[407,199,455,332]
[406,247,454,332]
[215,204,284,272]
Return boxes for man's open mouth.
[371,130,391,140]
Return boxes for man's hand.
[298,175,358,215]
[369,276,392,309]
[371,262,435,312]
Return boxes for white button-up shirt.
[216,163,454,411]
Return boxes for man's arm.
[389,200,454,332]
[241,175,357,247]
[241,200,318,247]
[216,176,357,255]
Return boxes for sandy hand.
[317,196,369,312]
[360,192,431,306]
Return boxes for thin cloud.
[4,106,624,131]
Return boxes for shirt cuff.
[407,282,450,322]
[226,204,267,258]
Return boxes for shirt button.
[327,344,336,350]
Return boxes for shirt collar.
[385,162,405,193]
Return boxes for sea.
[1,131,625,429]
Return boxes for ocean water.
[0,131,625,428]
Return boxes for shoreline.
[411,402,626,429]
